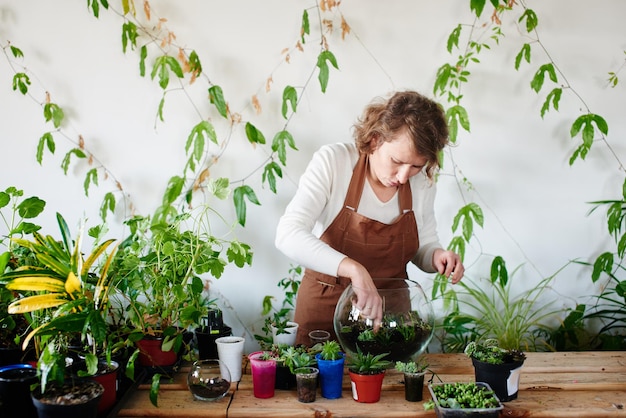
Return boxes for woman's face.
[368,130,427,188]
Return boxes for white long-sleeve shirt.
[275,142,442,277]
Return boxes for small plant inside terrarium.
[334,279,435,363]
[338,310,432,362]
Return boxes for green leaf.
[227,241,253,268]
[61,148,87,175]
[245,122,266,145]
[570,113,608,148]
[150,373,161,407]
[37,132,55,164]
[139,45,147,76]
[281,86,297,119]
[448,236,466,261]
[233,185,261,227]
[301,9,310,43]
[262,161,283,193]
[470,0,486,17]
[445,105,470,143]
[209,177,230,200]
[151,56,184,89]
[161,176,184,207]
[12,73,31,95]
[592,252,613,283]
[530,63,557,93]
[540,88,562,118]
[100,192,116,221]
[0,192,9,209]
[490,256,508,287]
[122,21,138,53]
[18,196,46,219]
[188,50,202,78]
[84,168,98,196]
[10,45,24,58]
[157,96,166,122]
[519,9,538,33]
[433,63,454,97]
[271,130,298,166]
[208,85,227,118]
[447,25,461,53]
[514,43,531,70]
[185,120,216,171]
[316,50,339,93]
[43,103,64,128]
[451,203,484,241]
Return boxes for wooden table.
[114,351,626,417]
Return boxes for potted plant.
[1,213,119,417]
[247,351,277,399]
[346,346,391,403]
[314,340,345,399]
[254,265,301,348]
[194,306,232,360]
[395,356,429,402]
[426,382,504,418]
[109,211,251,367]
[464,339,526,402]
[270,344,316,390]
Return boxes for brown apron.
[293,152,420,346]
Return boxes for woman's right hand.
[337,257,383,330]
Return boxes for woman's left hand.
[432,249,464,284]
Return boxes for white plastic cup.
[215,336,245,382]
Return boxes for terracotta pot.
[348,370,385,403]
[136,337,178,367]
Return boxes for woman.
[275,90,464,346]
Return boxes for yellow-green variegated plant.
[0,212,118,392]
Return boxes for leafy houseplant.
[110,211,252,363]
[255,265,302,348]
[440,256,565,353]
[464,339,526,402]
[395,357,429,402]
[269,344,316,390]
[0,212,118,415]
[346,347,391,403]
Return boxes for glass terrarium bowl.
[333,278,434,363]
[187,359,231,401]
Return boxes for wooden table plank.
[112,352,626,417]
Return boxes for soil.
[297,379,317,403]
[34,380,104,405]
[189,379,230,399]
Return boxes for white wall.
[0,1,624,353]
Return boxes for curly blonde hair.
[352,91,449,180]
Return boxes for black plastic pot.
[195,326,232,360]
[31,379,104,418]
[471,357,524,402]
[0,363,38,418]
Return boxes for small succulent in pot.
[464,339,526,364]
[394,355,429,374]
